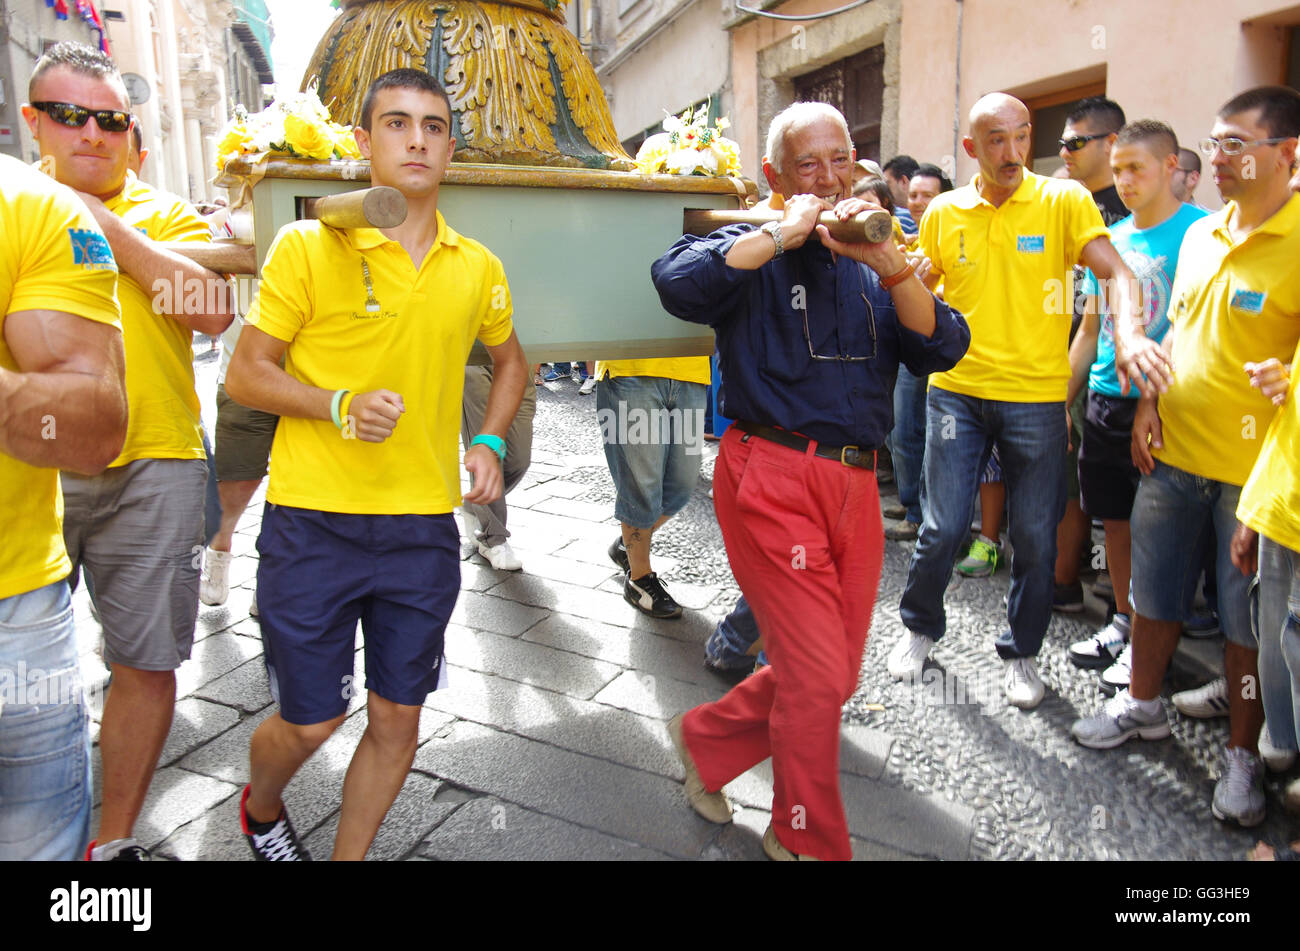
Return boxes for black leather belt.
[733,420,878,471]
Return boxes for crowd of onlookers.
[6,36,1300,862]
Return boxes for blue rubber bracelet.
[330,389,350,428]
[469,434,506,461]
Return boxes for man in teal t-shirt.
[1065,119,1209,678]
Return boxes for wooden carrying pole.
[163,186,409,275]
[302,186,407,229]
[683,207,894,244]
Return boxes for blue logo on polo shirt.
[69,229,115,270]
[1017,235,1045,254]
[1230,289,1266,314]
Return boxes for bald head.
[962,93,1032,197]
[969,93,1030,137]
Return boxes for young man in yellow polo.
[0,154,127,860]
[887,92,1144,709]
[22,42,234,861]
[1072,87,1300,828]
[227,69,528,861]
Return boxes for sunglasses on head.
[30,101,133,133]
[1058,132,1109,153]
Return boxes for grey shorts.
[61,458,207,671]
[214,383,278,482]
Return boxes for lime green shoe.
[956,536,1002,578]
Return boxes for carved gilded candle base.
[307,0,634,170]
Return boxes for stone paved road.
[71,358,1298,860]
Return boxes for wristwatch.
[760,220,784,259]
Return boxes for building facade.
[576,0,733,154]
[104,0,273,202]
[588,0,1300,206]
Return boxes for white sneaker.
[1172,677,1229,719]
[477,539,523,571]
[1003,657,1045,709]
[1071,690,1170,749]
[887,630,933,680]
[1259,723,1298,773]
[200,548,231,606]
[459,510,480,558]
[1212,746,1266,827]
[1098,642,1133,696]
[578,376,597,395]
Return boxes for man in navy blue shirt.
[651,102,969,861]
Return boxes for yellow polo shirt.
[247,212,514,514]
[105,171,212,467]
[1,155,121,600]
[1237,335,1300,552]
[1154,195,1300,486]
[596,357,711,385]
[919,171,1108,402]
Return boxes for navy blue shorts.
[255,505,460,725]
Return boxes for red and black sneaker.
[240,785,312,861]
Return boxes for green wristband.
[469,434,506,461]
[330,389,350,429]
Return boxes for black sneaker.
[608,537,630,573]
[85,839,150,861]
[241,785,312,861]
[1052,581,1085,613]
[624,572,683,619]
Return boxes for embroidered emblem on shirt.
[1230,289,1266,314]
[69,229,115,270]
[361,260,381,313]
[1016,235,1045,254]
[957,233,968,265]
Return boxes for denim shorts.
[256,505,461,725]
[1129,461,1253,647]
[0,582,91,860]
[596,375,707,528]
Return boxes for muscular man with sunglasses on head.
[652,102,969,860]
[22,41,234,861]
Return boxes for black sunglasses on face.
[1058,132,1109,153]
[30,101,133,133]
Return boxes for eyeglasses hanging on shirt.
[794,256,877,362]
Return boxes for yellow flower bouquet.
[634,105,742,178]
[215,82,362,173]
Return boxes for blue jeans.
[1256,536,1300,753]
[889,366,927,524]
[0,581,92,860]
[900,389,1067,659]
[704,595,767,669]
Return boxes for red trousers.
[683,426,882,861]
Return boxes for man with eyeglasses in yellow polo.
[22,41,234,861]
[1071,87,1300,830]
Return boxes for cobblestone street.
[70,356,1299,861]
